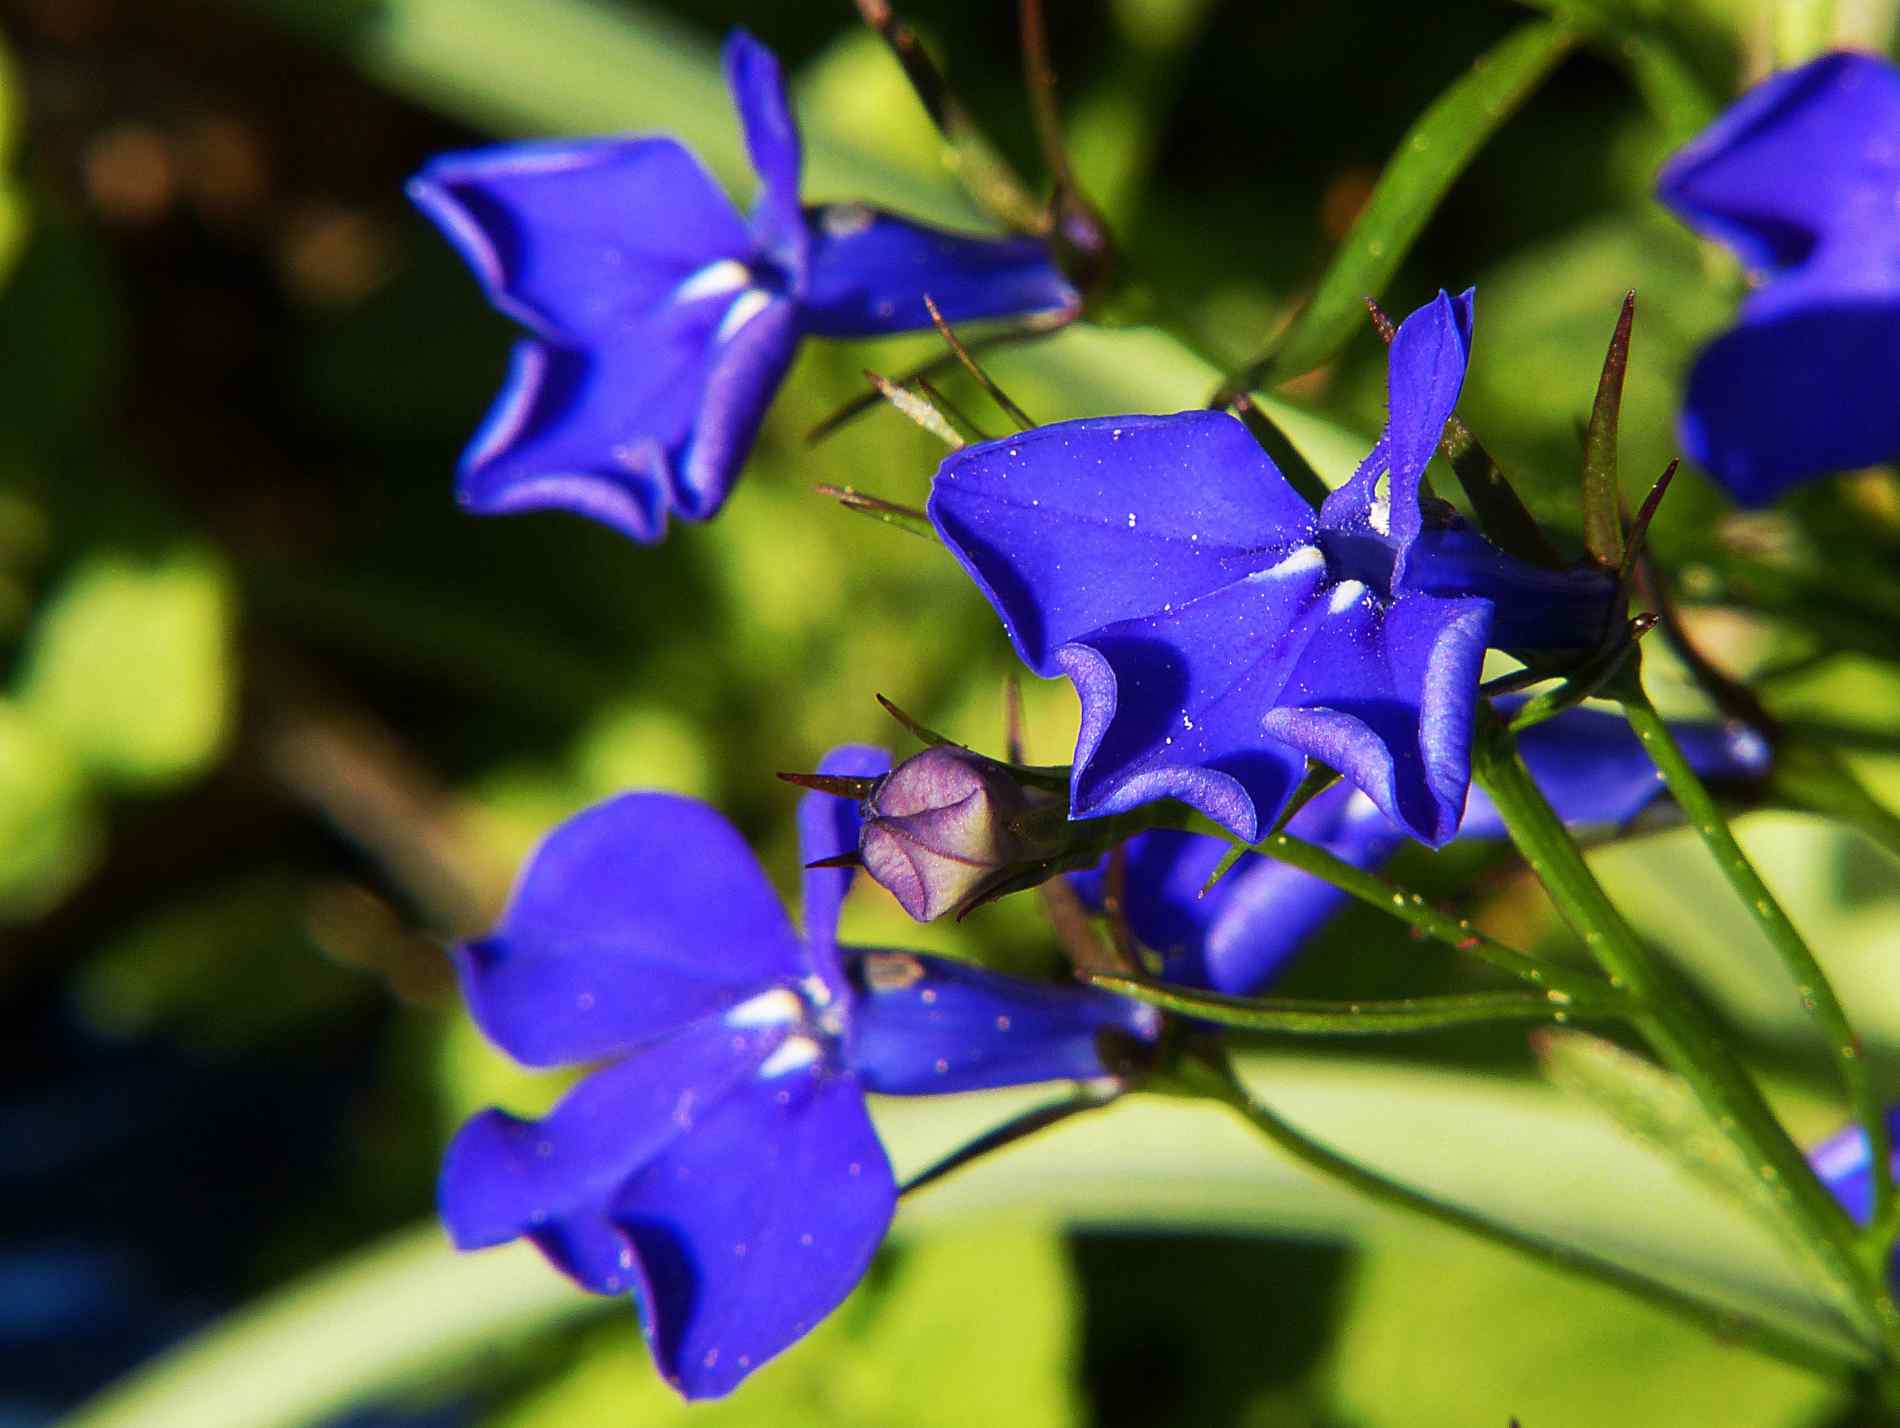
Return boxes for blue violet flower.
[409,30,1077,543]
[440,745,1154,1399]
[929,290,1618,847]
[1072,704,1770,996]
[1658,51,1900,505]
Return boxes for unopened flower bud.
[859,745,1060,922]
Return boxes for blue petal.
[797,743,892,994]
[1075,705,1770,993]
[671,294,802,520]
[930,412,1323,839]
[1074,787,1405,995]
[1679,296,1900,506]
[1461,703,1771,838]
[456,793,804,1067]
[844,950,1158,1093]
[1403,522,1618,651]
[439,1017,782,1291]
[1321,289,1474,579]
[454,339,685,544]
[612,1067,894,1398]
[1057,558,1326,841]
[722,30,805,267]
[1657,52,1900,276]
[454,288,799,536]
[408,137,751,344]
[1809,1106,1900,1228]
[930,412,1320,674]
[1263,588,1492,846]
[799,205,1077,337]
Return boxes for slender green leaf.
[1213,19,1582,399]
[1089,977,1622,1034]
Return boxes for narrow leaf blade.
[1215,19,1581,396]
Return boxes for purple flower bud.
[859,746,1060,922]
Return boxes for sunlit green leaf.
[493,1227,1079,1428]
[1325,1224,1844,1428]
[1536,1027,1780,1224]
[1589,813,1900,1065]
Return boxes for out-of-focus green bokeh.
[7,1,1900,1425]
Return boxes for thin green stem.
[1471,713,1900,1356]
[1088,978,1631,1035]
[1214,820,1615,1003]
[1177,1049,1858,1381]
[1619,686,1895,1238]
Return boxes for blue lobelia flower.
[930,289,1618,848]
[1658,51,1900,506]
[409,30,1077,543]
[439,745,1154,1399]
[1071,705,1770,996]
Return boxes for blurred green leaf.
[1588,814,1900,1065]
[0,35,27,290]
[1462,215,1730,517]
[493,1226,1080,1428]
[0,696,100,921]
[1218,18,1583,396]
[1536,1027,1781,1226]
[73,875,361,1047]
[17,547,234,790]
[1518,0,1729,142]
[63,1056,1865,1428]
[1325,1223,1844,1428]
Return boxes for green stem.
[1088,978,1631,1035]
[1216,820,1615,1002]
[1618,686,1895,1239]
[1471,713,1900,1355]
[1178,1049,1857,1380]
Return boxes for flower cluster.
[929,291,1619,848]
[444,745,1154,1398]
[411,30,1075,543]
[411,18,1890,1409]
[1659,51,1900,505]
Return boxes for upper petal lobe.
[455,792,804,1067]
[930,412,1317,674]
[409,137,752,344]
